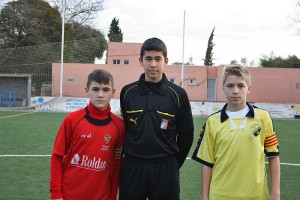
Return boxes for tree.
[203,27,215,66]
[230,60,238,65]
[0,0,107,61]
[108,17,123,42]
[240,57,247,66]
[0,0,66,96]
[50,0,105,44]
[0,0,65,48]
[227,57,256,67]
[50,0,104,26]
[0,0,107,95]
[260,54,300,68]
[70,22,107,63]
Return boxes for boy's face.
[139,50,168,83]
[223,75,251,111]
[85,81,115,110]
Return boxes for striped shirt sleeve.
[264,132,280,157]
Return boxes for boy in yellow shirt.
[192,64,280,200]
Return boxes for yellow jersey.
[192,103,279,200]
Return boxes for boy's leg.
[119,156,147,200]
[148,157,180,200]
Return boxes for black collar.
[84,107,112,126]
[220,102,255,123]
[138,73,169,96]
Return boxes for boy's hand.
[269,192,280,200]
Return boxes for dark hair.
[140,37,168,60]
[86,69,114,88]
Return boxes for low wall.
[31,97,300,119]
[31,97,121,114]
[190,102,296,119]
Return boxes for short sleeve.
[263,113,279,157]
[192,117,215,168]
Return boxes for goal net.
[0,37,107,109]
[0,74,31,108]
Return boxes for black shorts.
[119,155,180,200]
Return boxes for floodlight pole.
[59,0,66,97]
[181,10,186,88]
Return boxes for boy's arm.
[176,92,194,168]
[110,120,125,200]
[110,147,122,200]
[268,156,280,200]
[119,87,127,121]
[50,115,74,200]
[50,153,64,199]
[201,165,212,200]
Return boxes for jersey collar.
[84,103,112,126]
[220,102,255,123]
[138,73,168,96]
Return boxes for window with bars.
[113,59,120,64]
[207,78,216,101]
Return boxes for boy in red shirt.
[50,69,125,200]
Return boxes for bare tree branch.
[49,0,104,26]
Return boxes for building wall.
[249,68,300,103]
[214,67,300,104]
[52,64,209,101]
[165,65,208,101]
[52,63,300,104]
[107,42,142,66]
[52,42,300,104]
[52,63,143,98]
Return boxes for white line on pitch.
[186,157,300,166]
[0,155,51,157]
[0,155,299,166]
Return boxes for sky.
[95,0,300,66]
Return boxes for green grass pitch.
[0,111,299,199]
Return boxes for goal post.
[0,74,31,108]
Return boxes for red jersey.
[50,102,125,200]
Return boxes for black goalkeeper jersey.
[120,73,194,167]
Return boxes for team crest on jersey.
[104,134,111,144]
[160,119,169,130]
[251,123,261,137]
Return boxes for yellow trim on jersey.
[124,85,138,101]
[114,147,122,159]
[168,86,180,107]
[127,110,143,113]
[157,111,175,117]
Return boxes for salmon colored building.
[52,42,300,104]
